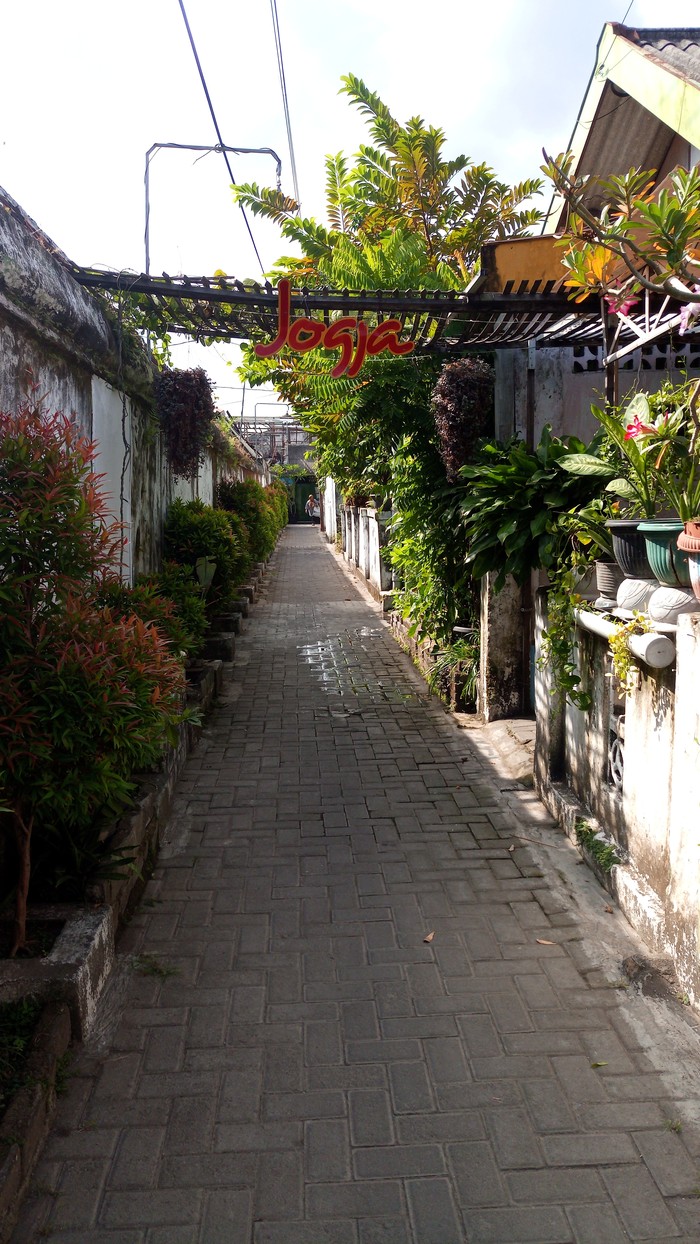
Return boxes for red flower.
[604,290,639,317]
[624,415,656,440]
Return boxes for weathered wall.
[495,345,700,445]
[535,593,700,1003]
[0,186,226,580]
[335,504,393,610]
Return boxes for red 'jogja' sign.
[254,279,415,377]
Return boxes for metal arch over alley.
[70,233,687,362]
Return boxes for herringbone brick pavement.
[13,526,700,1243]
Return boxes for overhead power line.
[177,0,265,274]
[270,0,301,209]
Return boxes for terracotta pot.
[677,521,700,554]
[687,552,700,604]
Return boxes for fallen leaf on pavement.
[423,931,435,943]
[508,844,515,852]
[591,1061,608,1068]
[536,938,556,945]
[604,905,614,913]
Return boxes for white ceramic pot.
[616,578,658,613]
[648,586,699,625]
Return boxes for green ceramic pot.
[638,520,691,587]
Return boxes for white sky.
[1,0,699,411]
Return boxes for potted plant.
[622,382,700,589]
[558,394,659,579]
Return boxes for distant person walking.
[305,494,320,525]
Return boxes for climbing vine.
[155,367,216,481]
[609,614,651,697]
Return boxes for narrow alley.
[14,527,700,1244]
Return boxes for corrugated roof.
[548,23,700,233]
[570,82,675,207]
[620,26,700,87]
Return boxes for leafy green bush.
[224,512,253,583]
[25,599,185,898]
[383,365,480,645]
[0,402,186,952]
[266,480,289,530]
[163,498,246,612]
[95,577,194,658]
[143,561,209,655]
[575,818,620,873]
[459,426,611,590]
[217,479,284,561]
[426,633,479,707]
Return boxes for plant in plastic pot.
[558,394,661,578]
[622,381,700,587]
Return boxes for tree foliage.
[236,75,543,286]
[542,152,700,310]
[236,80,545,649]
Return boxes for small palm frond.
[233,183,299,224]
[280,217,336,262]
[325,153,353,233]
[339,74,402,150]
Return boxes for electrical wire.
[270,0,301,209]
[177,0,266,274]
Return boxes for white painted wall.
[535,599,700,1004]
[91,377,133,581]
[495,348,700,446]
[338,503,394,610]
[323,476,338,541]
[169,457,215,508]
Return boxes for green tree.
[236,75,543,285]
[236,80,544,647]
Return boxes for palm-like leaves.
[234,74,543,288]
[325,153,355,234]
[234,183,300,225]
[318,228,460,292]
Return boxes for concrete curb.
[0,1001,71,1244]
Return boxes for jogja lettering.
[254,279,415,377]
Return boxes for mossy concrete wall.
[535,591,700,1005]
[0,185,216,579]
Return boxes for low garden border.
[0,555,272,1239]
[0,1002,71,1244]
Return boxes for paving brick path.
[14,526,700,1243]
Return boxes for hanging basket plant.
[431,358,495,482]
[155,367,215,481]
